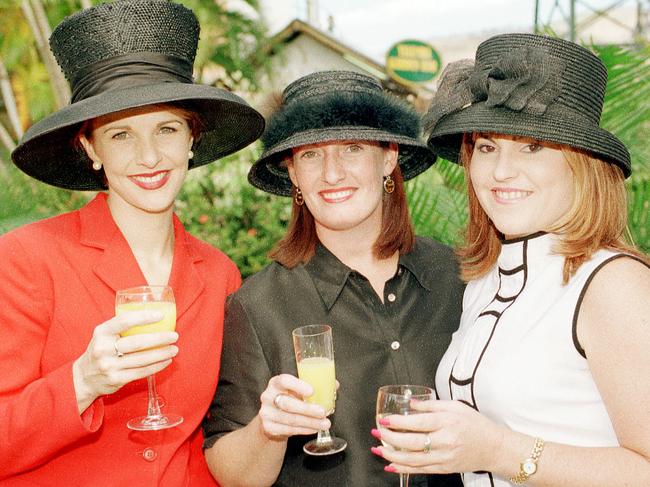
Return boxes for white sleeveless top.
[435,233,622,487]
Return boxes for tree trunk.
[0,56,23,140]
[21,0,70,109]
[0,121,15,176]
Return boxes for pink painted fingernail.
[371,446,383,458]
[371,428,381,440]
[384,465,397,473]
[378,417,390,426]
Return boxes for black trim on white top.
[572,254,650,358]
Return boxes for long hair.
[270,162,414,268]
[457,133,647,283]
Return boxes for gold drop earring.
[294,187,304,206]
[383,175,395,194]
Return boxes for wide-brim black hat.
[11,0,264,191]
[249,71,436,196]
[425,33,631,177]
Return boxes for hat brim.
[248,126,436,196]
[12,82,264,190]
[427,102,631,177]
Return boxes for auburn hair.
[457,133,648,284]
[270,157,414,268]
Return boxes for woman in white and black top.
[371,33,650,487]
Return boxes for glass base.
[127,413,183,431]
[303,436,347,456]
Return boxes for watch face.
[522,459,537,475]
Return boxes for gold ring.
[274,394,284,410]
[423,433,432,453]
[114,340,124,358]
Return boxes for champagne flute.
[376,385,435,487]
[292,324,347,455]
[115,285,182,431]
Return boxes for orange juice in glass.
[116,300,176,336]
[296,356,336,413]
[292,324,346,455]
[115,285,182,431]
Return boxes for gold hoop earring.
[92,161,102,171]
[383,175,395,194]
[294,187,304,206]
[188,150,194,159]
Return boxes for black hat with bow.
[424,33,631,177]
[11,0,264,190]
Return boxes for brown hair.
[270,154,415,268]
[73,102,203,187]
[457,133,648,283]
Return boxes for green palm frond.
[596,43,650,251]
[597,43,650,177]
[407,158,467,246]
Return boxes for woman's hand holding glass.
[291,324,347,455]
[258,373,331,440]
[72,305,179,415]
[373,399,508,476]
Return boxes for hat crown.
[12,0,265,191]
[282,70,383,105]
[50,0,199,88]
[250,70,437,196]
[475,33,607,124]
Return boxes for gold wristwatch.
[509,437,545,485]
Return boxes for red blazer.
[0,193,240,486]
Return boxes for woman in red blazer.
[1,1,263,485]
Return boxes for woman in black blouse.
[203,71,464,487]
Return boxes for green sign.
[386,40,441,84]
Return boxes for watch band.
[509,437,545,485]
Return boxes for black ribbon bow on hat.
[425,46,565,133]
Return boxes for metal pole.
[534,0,540,33]
[306,0,319,27]
[570,0,576,41]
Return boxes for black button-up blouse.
[204,237,464,487]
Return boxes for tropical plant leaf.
[407,158,467,247]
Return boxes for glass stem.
[146,374,162,418]
[399,473,410,487]
[316,428,333,446]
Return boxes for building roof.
[268,19,431,98]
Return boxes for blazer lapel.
[79,194,204,317]
[80,193,149,293]
[168,215,205,320]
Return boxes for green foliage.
[0,163,88,234]
[406,158,467,247]
[596,43,650,252]
[176,0,269,90]
[175,146,291,277]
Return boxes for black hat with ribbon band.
[424,33,631,177]
[11,0,264,191]
[248,70,437,196]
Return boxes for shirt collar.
[304,239,434,310]
[304,244,353,311]
[398,242,435,292]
